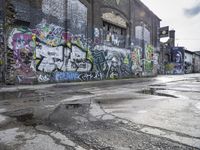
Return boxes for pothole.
[69,90,93,95]
[137,88,178,98]
[150,84,166,87]
[2,108,40,127]
[48,102,91,129]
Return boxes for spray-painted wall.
[6,21,155,84]
[0,2,4,81]
[165,47,185,75]
[193,53,200,73]
[2,0,159,84]
[184,51,193,74]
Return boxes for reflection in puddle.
[0,90,37,100]
[137,88,178,98]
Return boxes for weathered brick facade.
[1,0,161,84]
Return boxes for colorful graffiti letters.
[36,44,64,72]
[33,21,64,46]
[7,21,156,84]
[79,72,102,81]
[66,45,93,72]
[54,72,79,82]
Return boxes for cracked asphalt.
[0,74,200,150]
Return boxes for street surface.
[0,74,200,150]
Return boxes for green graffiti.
[123,55,129,64]
[145,60,153,72]
[145,44,154,72]
[165,63,174,72]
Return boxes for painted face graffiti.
[8,28,36,83]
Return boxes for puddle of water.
[96,98,131,105]
[15,113,33,122]
[137,88,177,98]
[3,108,39,127]
[150,84,166,87]
[67,90,93,95]
[0,90,37,100]
[65,104,82,109]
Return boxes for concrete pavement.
[0,74,200,149]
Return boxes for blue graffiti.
[54,72,79,81]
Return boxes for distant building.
[193,51,200,73]
[163,46,200,75]
[184,50,193,74]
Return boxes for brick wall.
[2,0,160,84]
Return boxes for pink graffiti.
[12,33,34,59]
[11,32,36,78]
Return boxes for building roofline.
[194,51,200,56]
[185,49,194,54]
[135,0,162,21]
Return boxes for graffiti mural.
[54,72,102,82]
[79,72,102,81]
[33,21,65,46]
[8,27,37,84]
[65,44,93,72]
[6,20,156,84]
[171,47,184,74]
[37,74,51,83]
[131,46,142,75]
[165,63,174,74]
[144,44,154,73]
[35,44,64,72]
[93,45,132,79]
[54,72,79,82]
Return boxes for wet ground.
[0,74,200,150]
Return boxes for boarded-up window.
[102,12,127,48]
[103,21,126,48]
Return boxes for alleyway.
[0,74,200,150]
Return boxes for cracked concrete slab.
[1,74,200,149]
[141,127,200,148]
[20,134,66,150]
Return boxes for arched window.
[102,12,127,48]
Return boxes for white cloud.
[141,0,200,51]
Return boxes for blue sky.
[141,0,200,51]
